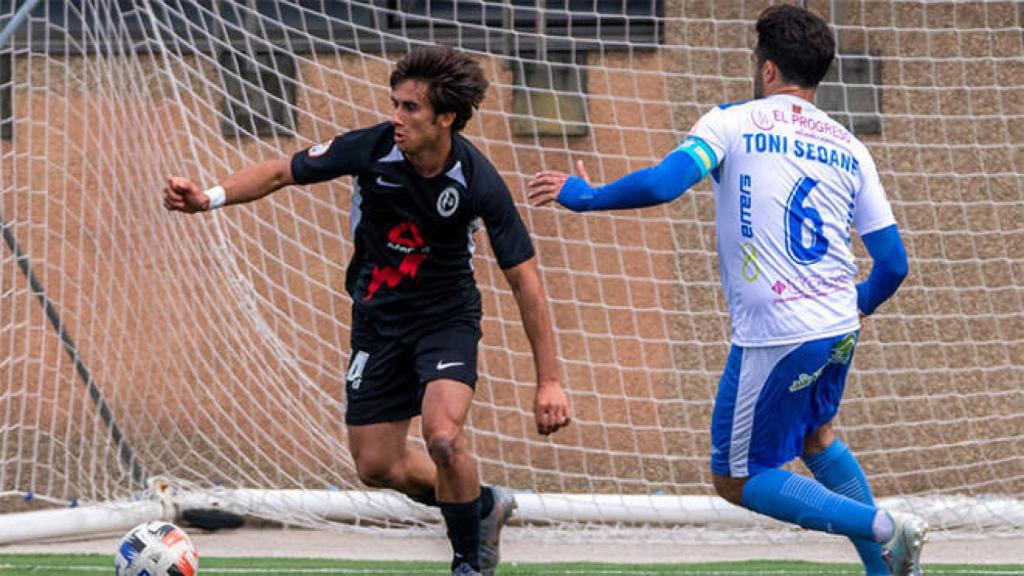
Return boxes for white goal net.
[0,0,1021,541]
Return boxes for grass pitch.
[1,554,1023,575]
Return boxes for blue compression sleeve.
[558,137,717,212]
[856,224,909,316]
[741,468,878,541]
[803,441,889,576]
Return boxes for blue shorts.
[711,331,859,478]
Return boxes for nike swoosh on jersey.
[376,176,402,188]
[436,360,465,370]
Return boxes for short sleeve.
[290,124,386,185]
[685,106,731,165]
[473,168,535,270]
[853,152,896,235]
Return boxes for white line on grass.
[20,568,444,575]
[16,566,1024,575]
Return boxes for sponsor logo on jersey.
[753,106,856,145]
[437,187,459,217]
[739,174,754,238]
[376,176,403,188]
[770,273,852,305]
[751,108,774,131]
[365,220,429,301]
[764,107,851,144]
[308,140,332,157]
[741,242,760,283]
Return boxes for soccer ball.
[115,521,199,576]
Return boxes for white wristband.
[204,185,227,211]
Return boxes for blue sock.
[741,468,877,541]
[803,441,888,576]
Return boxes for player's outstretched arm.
[502,257,571,436]
[857,224,909,316]
[163,158,295,213]
[527,139,715,212]
[527,159,592,207]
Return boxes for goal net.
[0,0,1021,542]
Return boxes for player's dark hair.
[754,5,835,88]
[390,45,488,133]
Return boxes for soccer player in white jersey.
[528,5,924,575]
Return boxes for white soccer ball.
[115,521,199,576]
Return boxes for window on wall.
[817,2,882,136]
[511,52,588,138]
[10,0,661,140]
[387,1,661,140]
[8,1,663,53]
[217,48,299,138]
[816,53,882,136]
[214,1,299,138]
[387,0,663,47]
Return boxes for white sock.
[872,511,895,543]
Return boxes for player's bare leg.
[422,379,478,500]
[347,419,437,499]
[802,421,835,454]
[712,472,746,507]
[422,378,482,575]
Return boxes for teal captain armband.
[674,137,718,179]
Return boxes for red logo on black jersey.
[387,220,424,249]
[364,220,428,301]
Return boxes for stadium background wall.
[0,0,1020,513]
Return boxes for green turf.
[1,554,1022,575]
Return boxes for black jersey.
[290,122,534,323]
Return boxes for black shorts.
[344,310,482,425]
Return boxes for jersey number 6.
[784,176,829,265]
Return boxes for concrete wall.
[0,1,1020,512]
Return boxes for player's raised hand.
[534,381,572,436]
[163,176,210,213]
[527,159,592,207]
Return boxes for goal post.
[0,0,1021,543]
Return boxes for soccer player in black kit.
[164,46,572,576]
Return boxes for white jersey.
[686,94,895,347]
